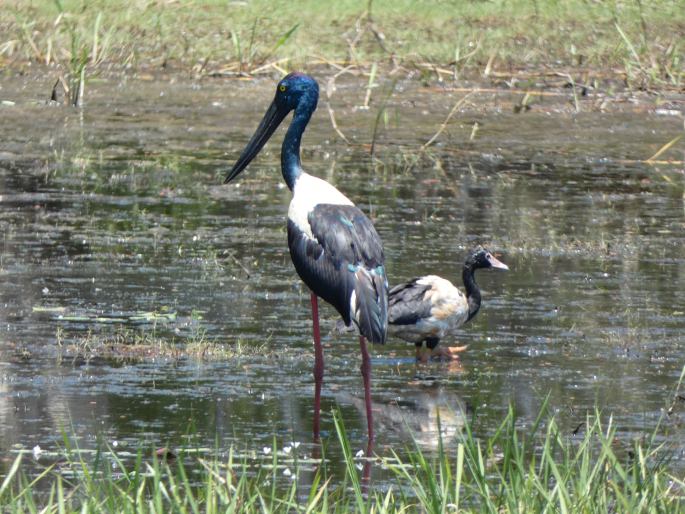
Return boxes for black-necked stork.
[224,73,388,441]
[388,248,508,362]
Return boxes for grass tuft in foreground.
[1,395,683,513]
[389,403,684,512]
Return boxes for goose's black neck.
[462,263,481,322]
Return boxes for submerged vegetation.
[2,0,683,90]
[50,320,274,364]
[1,398,684,512]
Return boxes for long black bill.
[224,100,288,184]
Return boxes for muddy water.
[1,74,684,487]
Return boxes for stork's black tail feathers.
[352,267,388,344]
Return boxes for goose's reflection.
[336,382,467,449]
[332,381,468,485]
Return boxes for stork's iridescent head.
[224,72,319,184]
[274,72,319,113]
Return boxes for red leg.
[311,293,324,441]
[358,335,374,442]
[362,438,374,488]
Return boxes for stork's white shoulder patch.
[288,172,354,237]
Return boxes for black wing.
[388,278,433,326]
[287,204,387,343]
[307,204,384,268]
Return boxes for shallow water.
[1,73,684,487]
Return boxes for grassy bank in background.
[2,0,683,90]
[1,403,683,513]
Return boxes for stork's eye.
[279,84,287,92]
